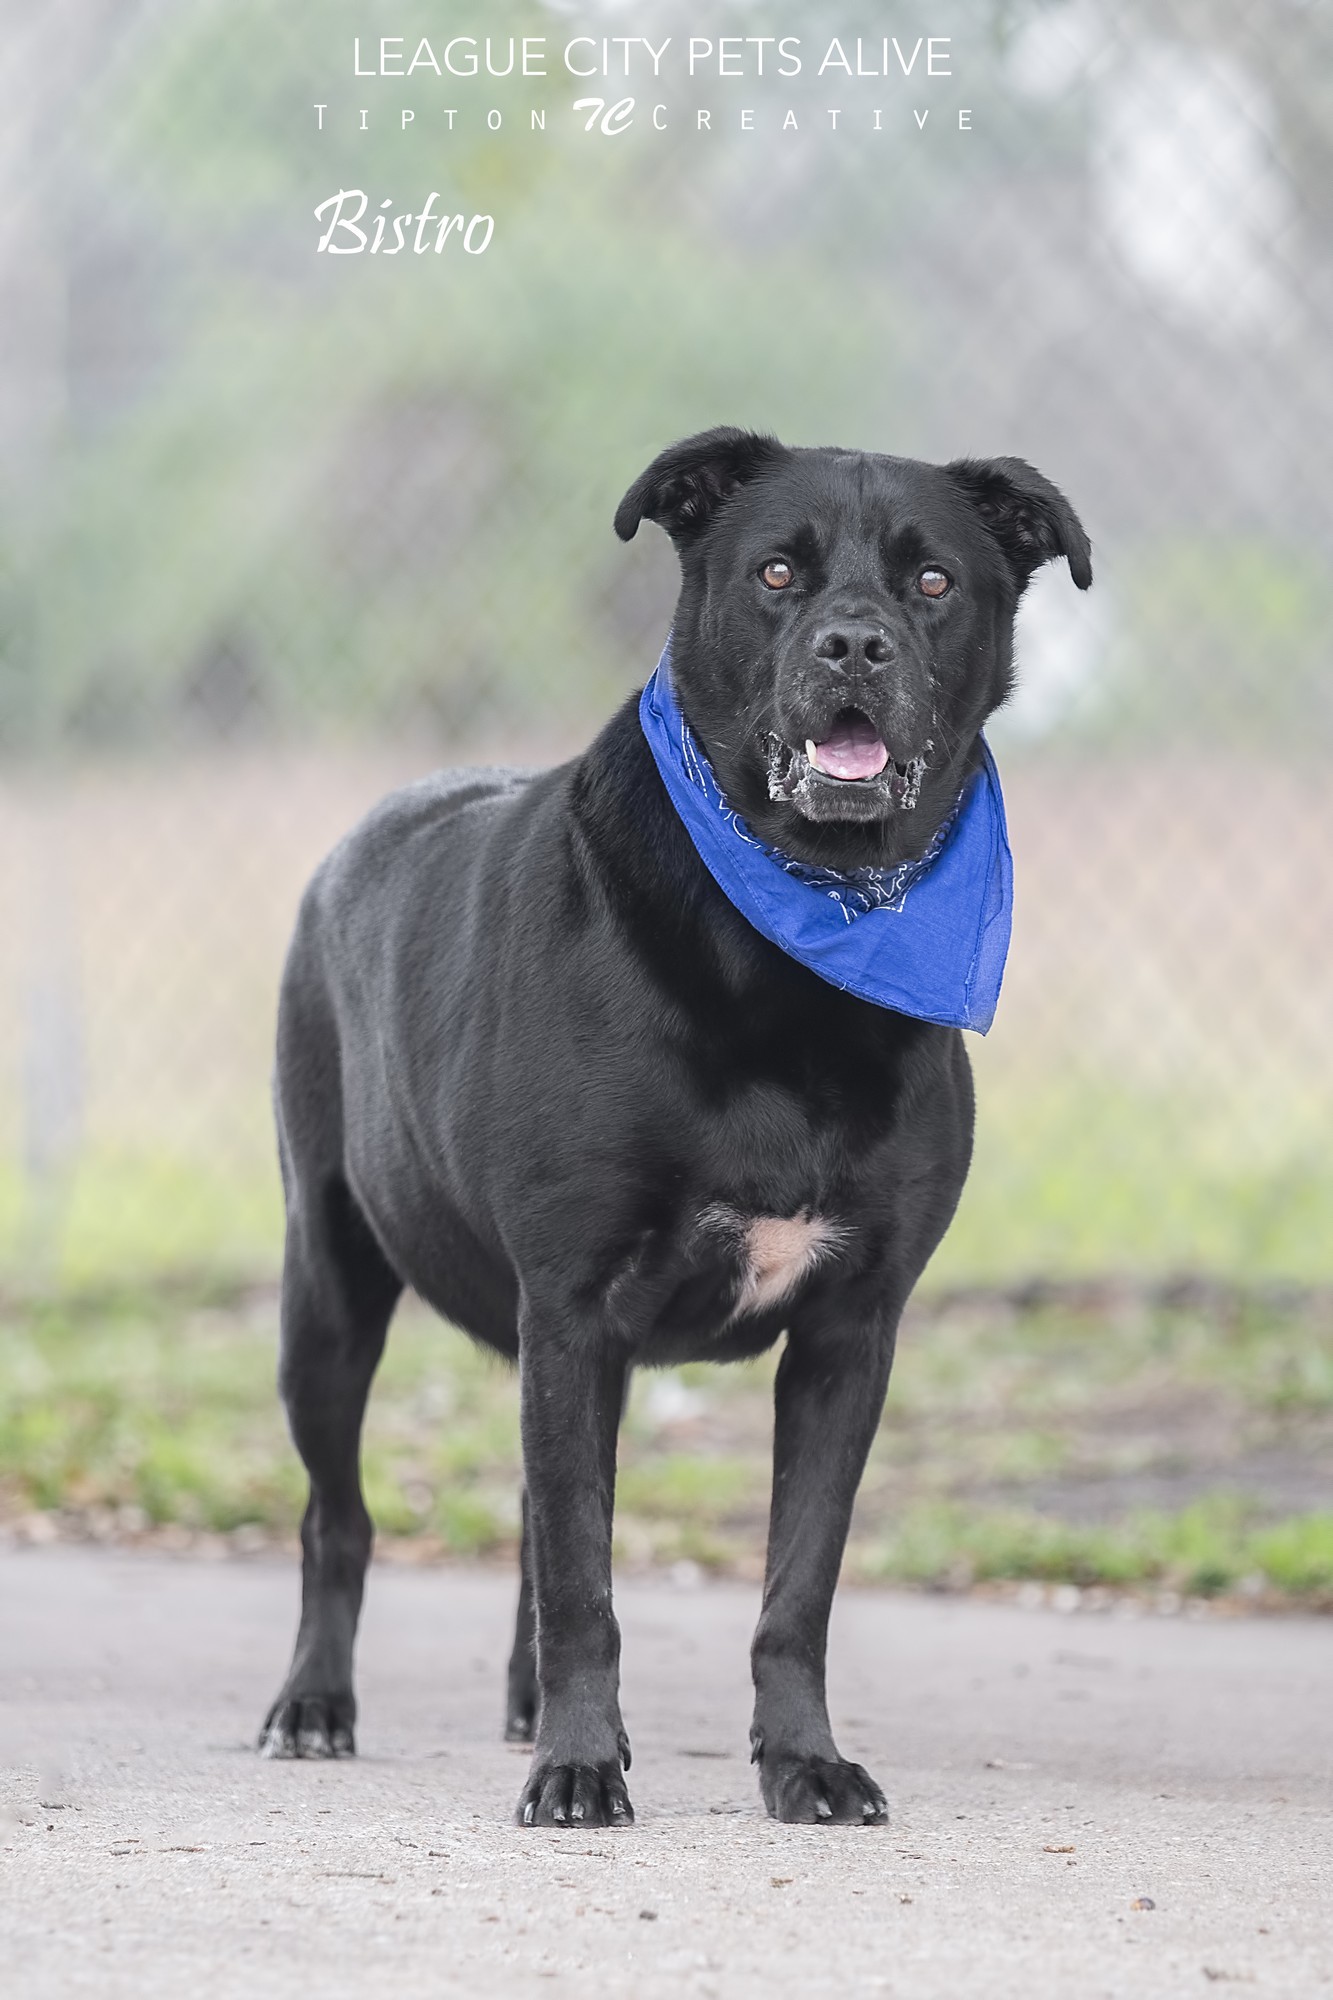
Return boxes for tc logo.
[572,96,635,136]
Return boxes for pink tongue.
[810,713,889,781]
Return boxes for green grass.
[0,1152,283,1297]
[0,1288,519,1547]
[4,1071,1332,1298]
[2,1283,1330,1605]
[858,1498,1333,1599]
[946,1077,1333,1287]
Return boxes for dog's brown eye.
[761,559,794,590]
[918,568,952,598]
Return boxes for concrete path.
[1,1549,1329,1998]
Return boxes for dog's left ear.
[614,427,787,547]
[945,457,1092,592]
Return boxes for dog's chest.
[700,1203,848,1320]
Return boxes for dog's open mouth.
[805,709,890,782]
[766,708,931,816]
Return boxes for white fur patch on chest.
[701,1205,847,1320]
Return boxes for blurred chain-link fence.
[1,0,1329,1296]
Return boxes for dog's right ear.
[614,427,786,546]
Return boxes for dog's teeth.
[804,739,820,769]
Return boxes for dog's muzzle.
[765,707,932,819]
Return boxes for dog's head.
[616,428,1091,869]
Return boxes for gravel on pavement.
[1,1548,1329,1998]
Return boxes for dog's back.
[274,763,549,1350]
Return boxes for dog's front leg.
[515,1311,632,1827]
[751,1318,897,1824]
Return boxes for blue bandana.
[637,645,1012,1031]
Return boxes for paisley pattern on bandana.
[638,642,1013,1032]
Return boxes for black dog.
[259,429,1091,1826]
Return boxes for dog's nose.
[811,622,895,671]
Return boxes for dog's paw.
[517,1759,634,1828]
[758,1752,888,1826]
[258,1692,356,1760]
[504,1704,536,1744]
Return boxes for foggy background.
[2,0,1330,1302]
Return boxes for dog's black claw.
[259,1693,357,1760]
[759,1753,888,1826]
[516,1759,635,1829]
